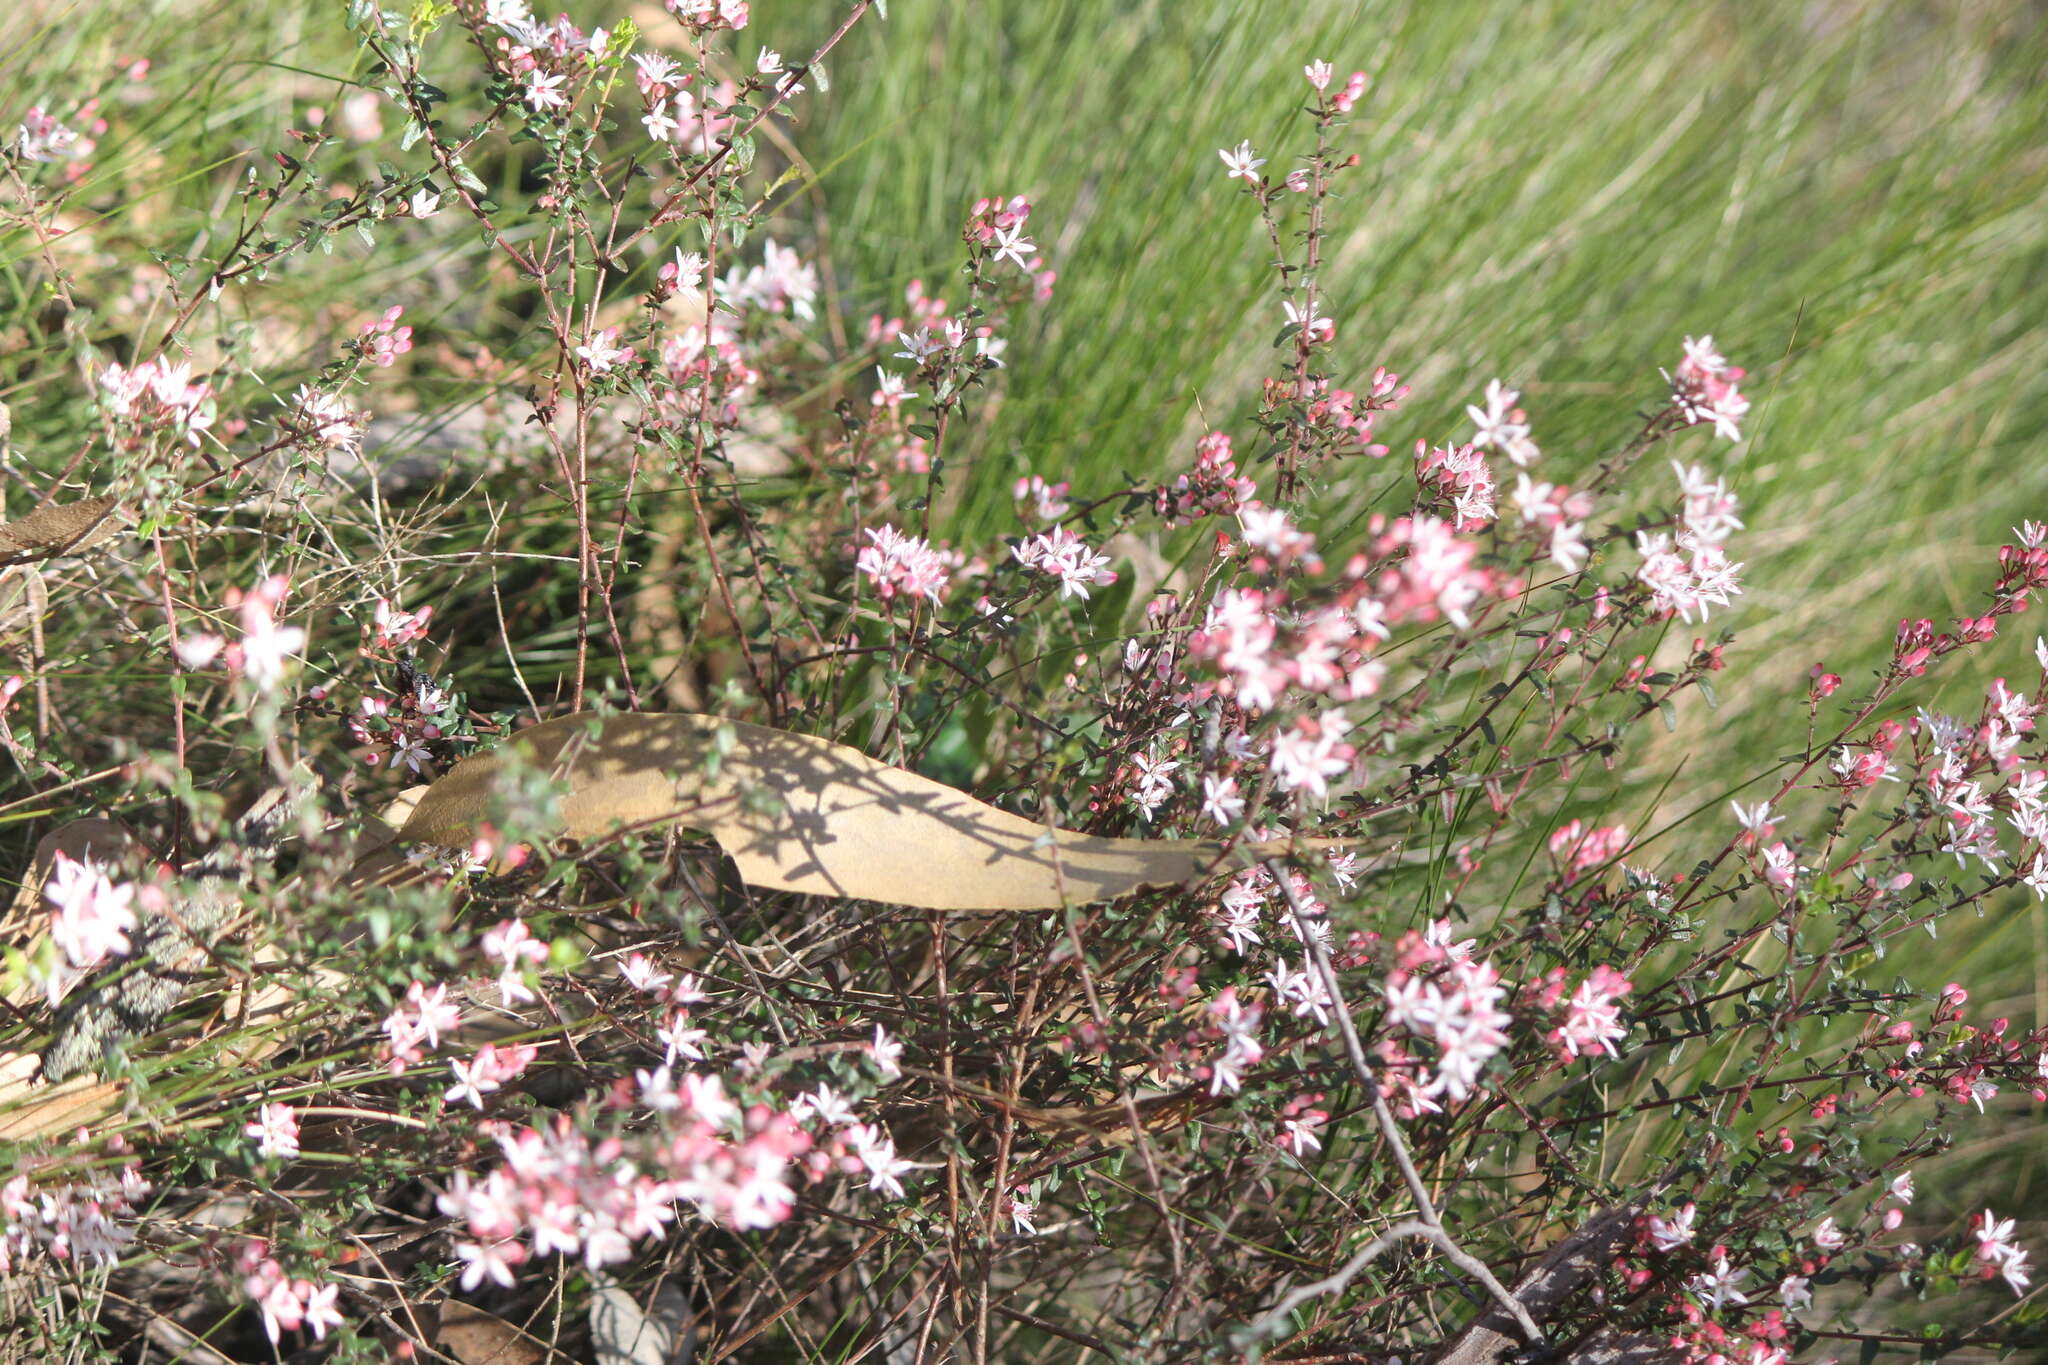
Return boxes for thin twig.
[1253,857,1543,1347]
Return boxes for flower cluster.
[1156,431,1260,525]
[439,1045,915,1290]
[1666,334,1751,441]
[1013,474,1071,522]
[244,1102,302,1160]
[286,384,366,452]
[1415,440,1497,530]
[15,105,82,165]
[1012,526,1118,601]
[357,304,415,368]
[0,1168,151,1273]
[664,0,750,35]
[963,194,1040,276]
[1379,945,1515,1109]
[175,575,307,691]
[378,979,464,1075]
[99,357,215,448]
[1305,60,1371,113]
[1545,964,1634,1060]
[237,1242,344,1344]
[725,239,820,320]
[1637,458,1746,622]
[856,524,952,606]
[1466,378,1540,467]
[41,853,137,999]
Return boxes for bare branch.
[1250,857,1543,1348]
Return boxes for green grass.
[794,0,2048,1061]
[6,0,2048,1200]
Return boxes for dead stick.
[1250,857,1541,1347]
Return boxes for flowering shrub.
[0,6,2043,1364]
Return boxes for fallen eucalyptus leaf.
[0,495,122,566]
[436,1300,566,1365]
[398,713,1321,911]
[3,817,146,961]
[589,1275,694,1365]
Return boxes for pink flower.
[482,919,547,970]
[16,106,81,163]
[1282,297,1335,344]
[244,1103,301,1160]
[1331,71,1369,114]
[1644,1202,1697,1251]
[1013,526,1118,600]
[856,525,953,606]
[1269,714,1353,800]
[1217,140,1264,182]
[1276,1095,1329,1155]
[1635,523,1743,624]
[574,326,636,373]
[359,305,414,367]
[619,951,674,995]
[242,1263,344,1343]
[98,357,214,445]
[1548,820,1630,875]
[1200,774,1245,828]
[299,1282,343,1340]
[990,224,1036,269]
[456,1237,526,1291]
[1976,1209,2031,1295]
[289,385,364,451]
[1381,958,1513,1102]
[844,1122,917,1199]
[446,1043,536,1110]
[1666,334,1750,440]
[1687,1254,1749,1311]
[866,1024,904,1080]
[679,1071,740,1127]
[257,1276,305,1341]
[1204,989,1265,1091]
[1760,841,1803,891]
[1012,474,1070,521]
[234,576,306,689]
[725,239,818,318]
[1466,379,1538,467]
[405,980,463,1048]
[1552,965,1632,1060]
[524,69,568,111]
[1238,503,1317,562]
[44,853,136,973]
[1730,799,1775,844]
[372,597,433,650]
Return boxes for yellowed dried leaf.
[3,817,145,967]
[399,712,1310,910]
[435,1300,567,1365]
[0,495,122,566]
